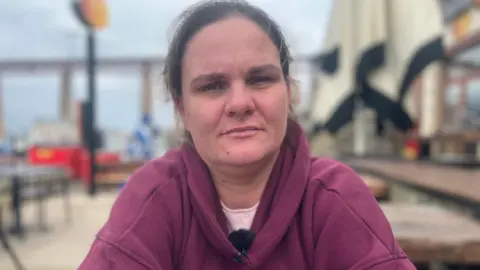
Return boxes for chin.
[221,143,276,166]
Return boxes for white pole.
[419,63,441,138]
[353,91,368,156]
[0,74,4,139]
[352,0,368,156]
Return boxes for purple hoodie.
[79,122,415,269]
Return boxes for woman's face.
[180,16,290,167]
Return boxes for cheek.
[264,91,290,121]
[183,100,221,136]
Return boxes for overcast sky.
[0,0,332,136]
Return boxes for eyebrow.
[247,64,282,76]
[190,64,281,86]
[190,73,226,88]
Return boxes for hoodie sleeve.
[78,160,181,270]
[364,257,416,269]
[310,160,416,269]
[79,239,153,269]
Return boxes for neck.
[210,150,279,210]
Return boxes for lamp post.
[71,0,109,196]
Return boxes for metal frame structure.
[0,56,163,196]
[0,56,164,139]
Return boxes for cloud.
[0,0,331,135]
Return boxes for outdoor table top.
[348,159,480,203]
[0,164,67,181]
[382,203,480,263]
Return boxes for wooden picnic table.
[348,159,480,204]
[97,161,144,174]
[382,203,480,264]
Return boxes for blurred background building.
[307,0,480,161]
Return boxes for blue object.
[127,113,161,160]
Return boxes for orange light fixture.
[80,0,109,30]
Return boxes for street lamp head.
[72,0,109,30]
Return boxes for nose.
[225,82,255,118]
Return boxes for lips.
[223,126,261,135]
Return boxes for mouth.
[223,126,262,137]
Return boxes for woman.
[79,1,415,269]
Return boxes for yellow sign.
[402,147,418,160]
[36,148,53,160]
[453,10,471,40]
[81,0,109,30]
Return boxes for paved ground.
[0,191,118,270]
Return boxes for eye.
[199,81,228,92]
[247,75,275,86]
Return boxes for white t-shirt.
[221,201,259,232]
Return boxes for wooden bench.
[382,203,480,267]
[347,159,480,217]
[96,172,131,185]
[97,161,144,175]
[359,174,389,201]
[95,161,144,185]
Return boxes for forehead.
[182,16,280,76]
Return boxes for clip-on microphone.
[228,229,255,257]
